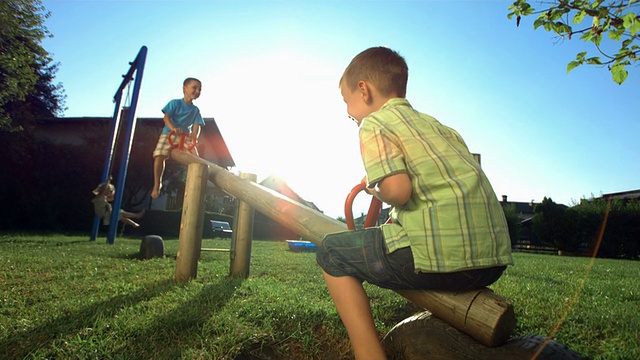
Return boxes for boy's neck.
[366,83,399,114]
[368,96,397,116]
[183,96,193,105]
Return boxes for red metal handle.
[168,129,197,151]
[344,182,383,230]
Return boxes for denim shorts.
[316,227,506,291]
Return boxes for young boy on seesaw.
[151,77,205,199]
[316,47,513,360]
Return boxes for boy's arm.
[365,172,412,207]
[163,113,181,134]
[190,124,201,141]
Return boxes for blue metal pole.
[107,46,148,244]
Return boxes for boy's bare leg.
[151,155,167,199]
[120,218,140,228]
[121,209,145,219]
[322,270,387,360]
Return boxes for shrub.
[572,197,640,259]
[502,203,522,246]
[533,197,581,252]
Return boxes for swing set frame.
[90,46,148,244]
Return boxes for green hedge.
[532,197,640,259]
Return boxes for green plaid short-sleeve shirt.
[360,98,513,272]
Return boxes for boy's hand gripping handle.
[168,129,197,151]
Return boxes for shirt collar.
[380,98,411,110]
[361,98,412,127]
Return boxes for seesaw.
[169,150,583,358]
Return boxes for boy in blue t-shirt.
[151,77,205,199]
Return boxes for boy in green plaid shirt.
[316,47,513,359]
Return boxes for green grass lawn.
[0,233,638,359]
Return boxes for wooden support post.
[169,151,516,346]
[229,172,256,278]
[175,162,208,282]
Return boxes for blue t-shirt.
[161,99,205,134]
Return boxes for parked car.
[210,220,233,238]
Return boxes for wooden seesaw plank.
[170,150,516,347]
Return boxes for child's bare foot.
[126,219,140,229]
[121,218,140,228]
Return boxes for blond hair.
[341,47,408,98]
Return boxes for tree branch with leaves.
[508,0,640,84]
[0,0,65,131]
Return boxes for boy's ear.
[357,81,371,103]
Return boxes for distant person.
[151,77,205,199]
[92,179,144,228]
[316,47,513,360]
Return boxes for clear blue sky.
[41,0,639,219]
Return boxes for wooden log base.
[382,311,584,360]
[396,287,515,347]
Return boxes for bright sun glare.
[197,50,371,218]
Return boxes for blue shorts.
[316,227,506,291]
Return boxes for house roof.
[601,189,640,200]
[501,200,536,216]
[34,116,235,169]
[259,175,321,212]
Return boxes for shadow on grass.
[114,277,244,359]
[0,277,242,358]
[0,279,174,358]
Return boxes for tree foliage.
[508,0,640,84]
[528,195,640,259]
[571,197,640,259]
[532,197,581,251]
[502,203,524,246]
[0,0,65,131]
